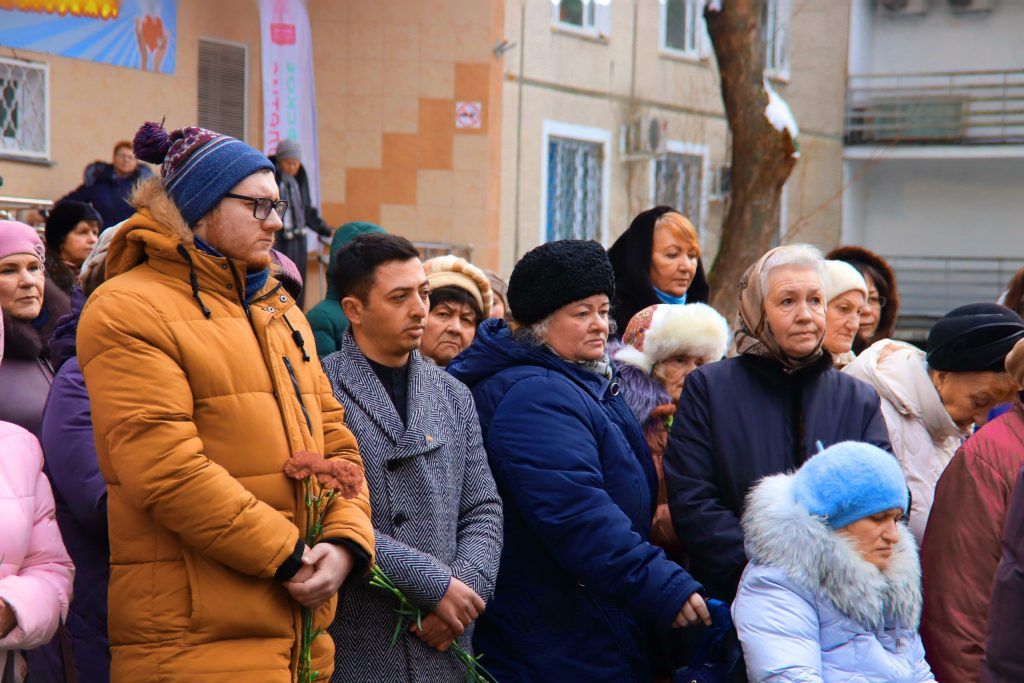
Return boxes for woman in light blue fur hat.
[732,441,936,682]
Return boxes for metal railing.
[846,69,1024,145]
[0,194,52,227]
[889,255,1024,320]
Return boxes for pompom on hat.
[824,260,868,303]
[133,121,274,227]
[615,303,729,375]
[508,240,615,326]
[423,255,493,314]
[926,303,1024,373]
[793,441,909,530]
[0,220,45,263]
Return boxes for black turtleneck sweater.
[366,356,410,425]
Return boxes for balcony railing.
[846,69,1024,145]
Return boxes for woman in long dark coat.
[607,206,709,335]
[664,244,891,603]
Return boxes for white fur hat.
[614,303,729,375]
[824,260,868,302]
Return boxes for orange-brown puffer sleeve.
[316,368,375,567]
[78,289,300,579]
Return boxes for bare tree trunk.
[705,0,797,323]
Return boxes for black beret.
[508,240,615,326]
[45,201,102,254]
[926,303,1024,372]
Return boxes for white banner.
[260,0,320,209]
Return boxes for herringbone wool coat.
[322,334,502,682]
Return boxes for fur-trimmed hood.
[742,472,922,630]
[104,177,296,306]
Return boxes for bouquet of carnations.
[369,565,498,683]
[283,450,365,683]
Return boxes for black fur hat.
[508,240,615,326]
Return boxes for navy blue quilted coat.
[449,319,702,682]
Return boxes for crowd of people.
[2,121,1024,683]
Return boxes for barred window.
[0,57,49,160]
[198,39,247,140]
[662,0,703,57]
[654,152,703,230]
[546,136,603,242]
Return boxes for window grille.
[546,136,603,242]
[655,152,703,229]
[0,57,48,160]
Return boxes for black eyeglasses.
[224,193,288,220]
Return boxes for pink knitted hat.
[0,220,45,262]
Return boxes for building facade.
[2,0,852,301]
[844,0,1024,337]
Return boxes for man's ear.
[341,295,363,326]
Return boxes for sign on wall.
[0,0,177,74]
[260,0,319,208]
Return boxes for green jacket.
[308,221,386,357]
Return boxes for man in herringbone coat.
[321,234,503,682]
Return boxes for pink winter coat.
[0,421,74,681]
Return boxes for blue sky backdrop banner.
[0,0,177,74]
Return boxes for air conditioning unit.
[879,0,930,16]
[948,0,994,13]
[624,116,667,156]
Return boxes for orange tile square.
[382,167,418,205]
[417,134,454,170]
[346,168,383,206]
[383,133,419,169]
[418,98,455,136]
[454,63,491,103]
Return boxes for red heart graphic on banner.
[142,15,163,52]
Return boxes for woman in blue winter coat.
[733,440,935,682]
[448,240,708,682]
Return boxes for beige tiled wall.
[309,0,504,270]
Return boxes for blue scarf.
[192,236,269,304]
[653,287,687,305]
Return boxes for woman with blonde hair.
[608,206,708,335]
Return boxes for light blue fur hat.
[793,441,908,529]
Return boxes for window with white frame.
[551,0,612,37]
[762,0,790,78]
[0,57,48,160]
[654,151,704,231]
[661,0,705,58]
[546,136,604,242]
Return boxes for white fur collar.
[742,473,922,630]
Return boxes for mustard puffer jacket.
[77,179,375,682]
